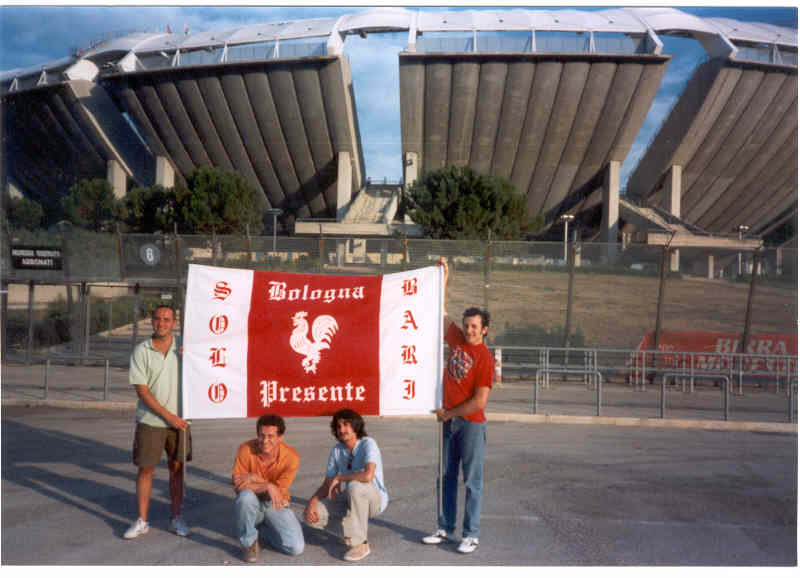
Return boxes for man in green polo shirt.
[124,304,192,540]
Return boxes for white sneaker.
[422,529,456,544]
[457,536,479,554]
[124,518,150,539]
[169,515,190,537]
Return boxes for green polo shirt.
[129,336,182,428]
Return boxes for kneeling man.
[233,414,305,562]
[304,408,388,562]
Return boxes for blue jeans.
[234,490,304,555]
[439,417,487,538]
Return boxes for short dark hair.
[462,307,490,329]
[256,413,286,436]
[152,304,176,319]
[330,408,367,440]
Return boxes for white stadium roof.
[1,7,795,85]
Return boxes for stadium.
[1,9,797,567]
[2,8,796,248]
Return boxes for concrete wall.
[399,53,669,224]
[628,58,798,235]
[105,56,364,221]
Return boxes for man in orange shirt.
[232,414,304,562]
[422,257,493,554]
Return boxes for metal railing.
[534,367,603,416]
[27,353,116,401]
[661,373,730,420]
[493,345,797,423]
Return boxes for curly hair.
[462,307,490,328]
[256,413,286,436]
[330,408,367,440]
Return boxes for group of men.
[123,257,494,562]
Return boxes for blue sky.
[1,4,796,186]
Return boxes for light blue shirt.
[326,436,388,513]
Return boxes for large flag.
[182,264,443,418]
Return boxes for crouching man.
[232,414,305,562]
[304,409,388,562]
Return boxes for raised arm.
[438,257,451,324]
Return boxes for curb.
[2,399,137,411]
[484,412,798,434]
[4,400,795,434]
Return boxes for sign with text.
[182,264,443,418]
[634,331,797,374]
[10,246,63,270]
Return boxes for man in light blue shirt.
[304,408,388,562]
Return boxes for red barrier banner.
[182,264,443,418]
[634,331,797,374]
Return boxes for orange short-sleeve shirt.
[232,440,300,501]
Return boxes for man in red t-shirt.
[422,257,493,555]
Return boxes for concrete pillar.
[106,159,127,198]
[707,254,715,280]
[336,151,352,220]
[352,239,366,263]
[155,156,175,188]
[602,160,620,264]
[665,165,681,272]
[404,151,419,188]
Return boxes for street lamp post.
[738,224,749,276]
[559,214,575,263]
[266,208,282,252]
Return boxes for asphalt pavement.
[1,320,798,567]
[1,404,797,567]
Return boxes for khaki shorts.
[132,422,192,468]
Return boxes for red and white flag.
[182,264,443,418]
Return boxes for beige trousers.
[308,481,381,546]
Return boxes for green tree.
[61,178,121,232]
[174,167,264,234]
[404,165,531,239]
[120,167,266,234]
[122,185,175,233]
[4,194,44,231]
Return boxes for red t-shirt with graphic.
[443,321,493,423]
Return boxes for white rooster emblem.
[289,311,339,374]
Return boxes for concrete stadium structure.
[1,7,797,248]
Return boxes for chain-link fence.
[2,231,797,363]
